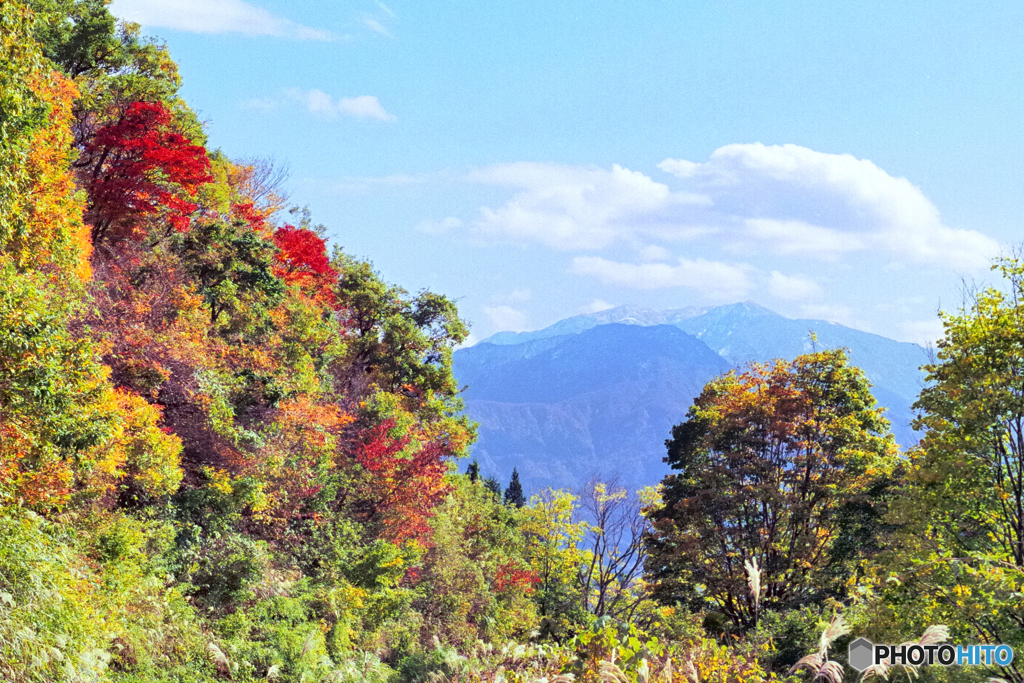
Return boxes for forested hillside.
[2,3,1023,682]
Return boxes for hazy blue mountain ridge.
[457,302,929,494]
[483,305,706,345]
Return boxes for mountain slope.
[455,324,729,492]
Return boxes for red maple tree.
[352,418,451,542]
[81,101,212,242]
[272,224,338,306]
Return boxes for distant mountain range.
[453,302,930,495]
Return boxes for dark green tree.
[504,467,525,508]
[28,0,123,77]
[466,459,480,483]
[333,252,469,406]
[172,217,283,331]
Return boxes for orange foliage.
[19,71,91,280]
[0,425,74,507]
[245,396,353,530]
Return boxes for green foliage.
[0,261,122,507]
[0,1,48,258]
[414,476,537,648]
[173,217,284,331]
[520,488,590,638]
[856,257,1024,682]
[334,252,469,410]
[28,0,121,77]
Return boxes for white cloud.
[743,218,866,259]
[467,162,710,250]
[483,305,529,332]
[416,216,462,235]
[462,145,997,272]
[659,143,998,270]
[798,303,863,329]
[338,95,396,120]
[767,271,821,301]
[571,256,752,301]
[111,0,332,39]
[898,318,945,346]
[581,299,615,314]
[292,90,396,121]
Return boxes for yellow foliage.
[81,389,184,499]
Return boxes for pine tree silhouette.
[467,459,480,483]
[504,468,525,508]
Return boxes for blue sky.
[111,0,1024,344]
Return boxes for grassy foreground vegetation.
[1,2,1023,681]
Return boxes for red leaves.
[353,418,451,542]
[272,224,338,306]
[82,101,212,241]
[232,201,270,235]
[494,562,541,594]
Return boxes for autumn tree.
[273,223,338,306]
[79,100,212,242]
[520,489,589,638]
[413,475,539,648]
[645,350,898,631]
[347,394,457,542]
[0,0,90,279]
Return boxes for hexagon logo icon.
[848,637,874,672]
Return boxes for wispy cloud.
[291,89,397,121]
[416,217,463,235]
[362,2,395,36]
[581,299,615,314]
[363,16,390,36]
[483,305,529,332]
[240,97,280,112]
[767,271,821,301]
[571,256,753,301]
[111,0,333,40]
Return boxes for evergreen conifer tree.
[504,467,525,508]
